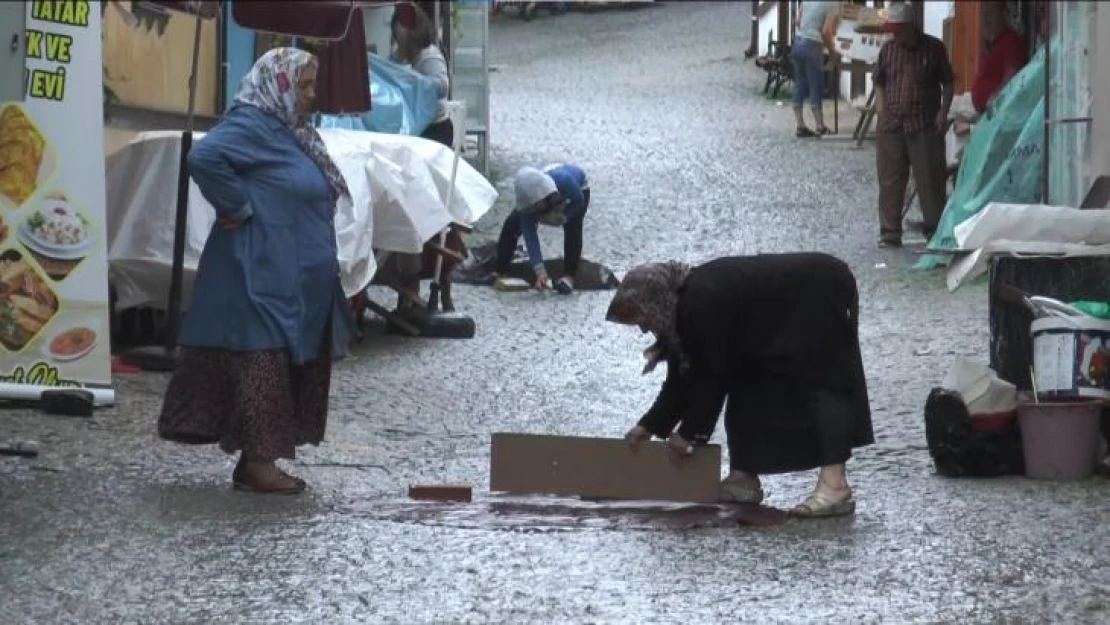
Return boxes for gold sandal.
[790,488,855,518]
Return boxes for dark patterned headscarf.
[606,261,693,373]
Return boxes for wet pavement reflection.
[2,2,1108,624]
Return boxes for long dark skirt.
[158,343,333,462]
[723,290,873,474]
[724,376,874,474]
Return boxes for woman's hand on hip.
[666,432,694,462]
[624,425,650,453]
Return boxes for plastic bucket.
[1016,399,1104,480]
[1030,315,1110,400]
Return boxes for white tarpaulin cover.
[945,203,1110,292]
[106,129,497,310]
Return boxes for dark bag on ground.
[923,387,1025,477]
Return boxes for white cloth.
[106,129,498,310]
[944,204,1110,292]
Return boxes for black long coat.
[637,253,874,474]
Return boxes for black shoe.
[553,277,574,295]
[878,237,903,249]
[796,127,818,138]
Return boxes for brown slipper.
[233,471,305,495]
[279,470,306,488]
[233,458,305,494]
[234,457,306,488]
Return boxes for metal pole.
[164,14,204,354]
[744,0,758,59]
[1042,3,1052,204]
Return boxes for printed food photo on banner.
[18,192,95,281]
[0,0,115,396]
[0,248,60,353]
[42,324,99,363]
[0,103,55,211]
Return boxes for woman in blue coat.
[158,48,355,495]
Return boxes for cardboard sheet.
[489,433,722,504]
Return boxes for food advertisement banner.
[0,1,113,403]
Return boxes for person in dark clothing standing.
[608,253,874,518]
[873,3,955,248]
[494,163,590,294]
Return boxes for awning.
[233,1,367,40]
[313,10,371,114]
[139,1,222,20]
[231,1,405,114]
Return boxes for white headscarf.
[514,166,558,214]
[234,47,350,202]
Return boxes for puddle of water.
[342,494,788,532]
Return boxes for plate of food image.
[0,249,60,351]
[18,194,94,261]
[0,103,57,211]
[42,324,99,362]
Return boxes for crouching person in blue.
[493,163,590,294]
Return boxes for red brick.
[408,484,473,502]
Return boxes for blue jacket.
[180,105,353,364]
[520,163,589,271]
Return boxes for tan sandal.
[790,488,855,518]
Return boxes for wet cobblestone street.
[2,3,1107,623]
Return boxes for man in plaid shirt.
[873,3,955,248]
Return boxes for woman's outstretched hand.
[666,432,694,462]
[624,425,650,452]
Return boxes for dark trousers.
[495,189,590,276]
[876,128,946,240]
[420,118,454,149]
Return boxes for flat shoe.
[719,472,765,504]
[234,457,306,488]
[790,489,855,518]
[553,277,574,295]
[719,484,765,505]
[233,458,306,494]
[233,471,304,495]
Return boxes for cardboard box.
[489,433,722,503]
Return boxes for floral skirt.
[158,344,333,462]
